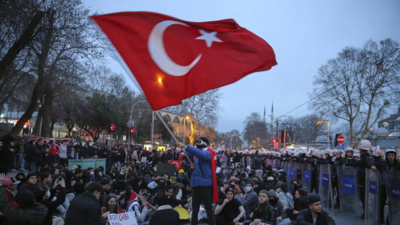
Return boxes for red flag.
[91,12,277,110]
[168,160,182,170]
[129,191,152,209]
[207,148,219,203]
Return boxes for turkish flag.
[168,160,182,170]
[91,12,277,110]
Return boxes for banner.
[156,162,176,177]
[108,212,137,225]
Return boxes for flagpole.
[155,111,192,164]
[111,48,193,163]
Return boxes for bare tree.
[311,39,400,147]
[243,112,269,148]
[296,113,323,145]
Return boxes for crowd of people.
[0,134,398,225]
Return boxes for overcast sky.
[83,0,400,133]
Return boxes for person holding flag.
[177,137,218,225]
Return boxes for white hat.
[385,147,397,154]
[359,140,371,151]
[344,146,353,152]
[353,152,361,158]
[372,146,382,157]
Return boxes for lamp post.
[127,100,146,146]
[183,116,190,145]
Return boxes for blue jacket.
[185,145,213,187]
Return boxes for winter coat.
[268,190,288,219]
[65,191,105,225]
[31,143,46,165]
[242,189,258,217]
[345,152,375,187]
[277,191,293,210]
[59,144,68,159]
[40,186,66,225]
[0,188,46,224]
[253,155,266,170]
[149,205,180,225]
[0,142,14,163]
[244,203,277,225]
[185,145,213,187]
[297,208,335,225]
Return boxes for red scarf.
[207,148,219,203]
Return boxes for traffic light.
[110,124,116,131]
[130,128,135,134]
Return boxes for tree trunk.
[0,10,45,79]
[41,89,54,137]
[9,79,43,135]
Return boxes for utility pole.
[151,111,154,149]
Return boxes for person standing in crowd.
[30,138,48,172]
[64,182,106,225]
[59,140,68,167]
[177,137,218,225]
[296,193,335,225]
[47,139,60,166]
[342,140,374,219]
[371,146,400,224]
[14,137,25,171]
[253,151,266,178]
[0,135,15,174]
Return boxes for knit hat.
[15,190,35,208]
[307,193,321,205]
[225,187,234,194]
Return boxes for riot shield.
[319,164,333,213]
[337,166,363,218]
[286,161,295,193]
[385,170,400,225]
[295,162,304,183]
[365,169,381,225]
[247,156,252,168]
[269,159,276,168]
[303,163,312,192]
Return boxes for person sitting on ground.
[34,177,67,224]
[275,182,293,211]
[237,190,277,225]
[149,195,180,225]
[286,188,308,222]
[241,180,258,218]
[214,187,245,225]
[102,194,120,214]
[18,173,37,192]
[64,182,107,225]
[268,189,291,225]
[297,193,335,225]
[127,189,155,225]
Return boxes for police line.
[266,160,400,225]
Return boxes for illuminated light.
[158,78,162,84]
[316,120,324,125]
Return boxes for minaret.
[263,105,266,124]
[270,102,274,134]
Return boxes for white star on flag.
[196,30,222,47]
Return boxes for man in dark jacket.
[297,193,335,225]
[241,181,258,218]
[64,182,106,225]
[239,190,276,225]
[30,139,48,172]
[253,151,266,178]
[343,140,374,218]
[149,195,180,225]
[0,135,15,174]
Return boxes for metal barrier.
[385,170,400,225]
[337,166,363,218]
[286,161,295,193]
[365,169,381,225]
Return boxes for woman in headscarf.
[102,194,119,214]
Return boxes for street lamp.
[316,120,330,148]
[127,100,147,146]
[183,116,190,145]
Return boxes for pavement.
[4,170,380,225]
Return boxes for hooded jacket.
[253,155,266,170]
[222,176,242,194]
[0,188,48,224]
[242,188,258,217]
[268,189,287,219]
[244,202,277,225]
[64,191,104,225]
